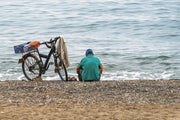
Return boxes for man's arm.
[76,66,79,73]
[100,65,103,74]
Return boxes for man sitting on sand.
[76,49,103,81]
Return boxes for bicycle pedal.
[49,62,54,65]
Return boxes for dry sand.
[0,80,180,120]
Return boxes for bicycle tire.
[22,53,41,81]
[55,57,68,81]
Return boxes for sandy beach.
[0,80,180,120]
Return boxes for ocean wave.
[135,55,171,61]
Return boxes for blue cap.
[86,49,93,54]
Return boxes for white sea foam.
[101,71,174,80]
[0,74,2,78]
[44,75,59,80]
[0,70,175,81]
[17,75,25,80]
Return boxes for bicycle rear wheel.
[22,54,41,81]
[55,57,68,81]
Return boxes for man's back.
[78,54,102,81]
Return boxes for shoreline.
[0,79,180,119]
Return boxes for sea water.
[0,0,180,81]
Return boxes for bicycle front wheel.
[55,57,68,81]
[22,54,41,81]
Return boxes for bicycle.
[17,36,68,81]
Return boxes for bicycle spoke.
[22,54,41,81]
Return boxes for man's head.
[85,49,94,56]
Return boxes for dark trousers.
[78,69,83,81]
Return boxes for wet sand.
[0,80,180,120]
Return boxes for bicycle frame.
[36,41,58,74]
[36,48,54,73]
[18,40,57,73]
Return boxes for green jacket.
[78,54,102,81]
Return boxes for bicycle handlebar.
[40,36,60,48]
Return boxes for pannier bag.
[14,42,35,53]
